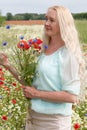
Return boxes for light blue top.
[31,46,80,115]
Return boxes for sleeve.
[61,51,81,95]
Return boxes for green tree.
[6,12,13,20]
[0,11,6,26]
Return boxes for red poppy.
[74,123,80,129]
[36,38,43,44]
[12,82,17,86]
[17,40,30,50]
[0,81,4,86]
[0,71,4,77]
[0,77,4,81]
[0,68,3,71]
[33,43,41,50]
[12,99,17,104]
[4,86,10,91]
[28,38,43,45]
[2,116,7,121]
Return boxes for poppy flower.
[17,40,30,50]
[4,86,10,91]
[0,68,3,71]
[36,38,43,44]
[12,82,17,86]
[0,77,5,84]
[0,71,4,76]
[0,81,4,86]
[12,99,17,104]
[28,38,43,45]
[2,116,8,121]
[33,43,41,50]
[74,123,80,129]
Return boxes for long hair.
[42,6,86,99]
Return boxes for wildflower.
[2,41,8,46]
[44,45,48,49]
[17,40,30,50]
[0,68,2,71]
[0,70,4,77]
[35,38,43,44]
[12,99,17,104]
[0,77,4,86]
[33,43,41,50]
[6,25,10,29]
[20,36,24,40]
[0,77,4,81]
[33,38,37,43]
[12,82,17,86]
[4,86,10,91]
[28,38,43,45]
[29,38,43,50]
[2,116,8,121]
[0,80,4,85]
[74,123,80,129]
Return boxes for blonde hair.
[42,5,86,99]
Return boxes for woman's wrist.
[32,89,41,99]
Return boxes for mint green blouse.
[31,46,80,115]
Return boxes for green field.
[75,20,87,44]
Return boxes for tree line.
[0,12,87,26]
[5,13,45,20]
[5,12,87,20]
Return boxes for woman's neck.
[49,35,64,48]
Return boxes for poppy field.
[0,21,87,130]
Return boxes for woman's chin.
[45,32,52,37]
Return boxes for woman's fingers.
[21,86,38,98]
[21,85,26,89]
[0,53,8,65]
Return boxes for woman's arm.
[0,53,25,85]
[4,63,25,85]
[22,86,78,103]
[36,90,77,103]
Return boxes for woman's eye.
[50,19,54,22]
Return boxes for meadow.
[0,20,87,130]
[75,20,87,44]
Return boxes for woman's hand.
[0,53,9,66]
[22,86,39,99]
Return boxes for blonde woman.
[0,5,86,130]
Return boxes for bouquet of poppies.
[11,38,43,86]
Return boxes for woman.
[0,6,86,130]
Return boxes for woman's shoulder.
[61,46,75,57]
[60,46,78,64]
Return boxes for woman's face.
[44,9,60,37]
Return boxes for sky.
[0,0,87,16]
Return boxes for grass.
[75,20,87,44]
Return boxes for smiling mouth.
[45,28,51,31]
